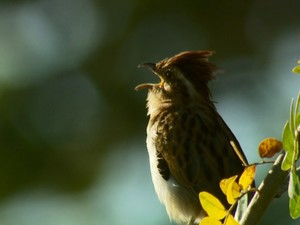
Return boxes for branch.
[240,153,289,225]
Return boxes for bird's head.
[135,51,218,104]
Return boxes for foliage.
[281,92,300,219]
[199,166,256,225]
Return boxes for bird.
[135,50,249,225]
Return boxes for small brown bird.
[135,51,248,225]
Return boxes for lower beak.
[135,77,164,91]
[135,62,164,91]
[135,83,154,91]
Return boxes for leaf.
[239,165,256,190]
[258,138,283,158]
[283,121,294,153]
[288,159,300,219]
[199,217,222,225]
[283,93,300,219]
[220,176,241,197]
[224,176,241,205]
[224,214,240,225]
[296,124,300,160]
[295,94,300,160]
[290,98,295,137]
[282,93,300,171]
[296,93,300,125]
[199,192,227,220]
[289,194,300,219]
[282,121,294,171]
[288,168,300,199]
[219,179,228,196]
[282,152,293,171]
[292,65,300,74]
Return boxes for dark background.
[0,0,300,224]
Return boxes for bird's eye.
[165,69,172,79]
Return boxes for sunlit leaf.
[258,138,283,158]
[199,217,222,225]
[290,98,295,137]
[288,136,300,219]
[220,176,241,199]
[288,168,300,199]
[283,121,294,153]
[282,152,293,171]
[199,192,226,220]
[296,124,300,160]
[224,214,240,225]
[289,194,300,219]
[225,176,241,205]
[296,93,300,125]
[219,178,228,195]
[292,65,300,74]
[239,165,256,190]
[283,93,300,219]
[295,94,300,160]
[282,121,294,171]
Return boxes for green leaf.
[284,121,295,154]
[295,93,300,124]
[282,121,294,170]
[296,125,300,161]
[297,125,300,160]
[282,152,293,171]
[288,167,300,219]
[285,93,300,219]
[295,94,300,160]
[289,194,300,219]
[288,168,300,199]
[290,98,295,138]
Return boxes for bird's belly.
[146,136,205,224]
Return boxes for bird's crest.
[157,51,218,86]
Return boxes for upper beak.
[138,62,157,72]
[135,63,160,91]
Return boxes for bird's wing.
[155,107,246,193]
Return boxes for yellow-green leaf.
[199,217,222,225]
[290,98,295,136]
[219,178,228,195]
[292,65,300,74]
[288,168,300,199]
[220,176,241,199]
[289,194,300,219]
[199,192,226,220]
[282,121,294,171]
[226,176,241,204]
[282,152,293,171]
[224,214,240,225]
[239,165,256,190]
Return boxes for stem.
[240,153,289,225]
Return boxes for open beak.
[135,63,164,91]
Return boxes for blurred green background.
[0,0,300,224]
